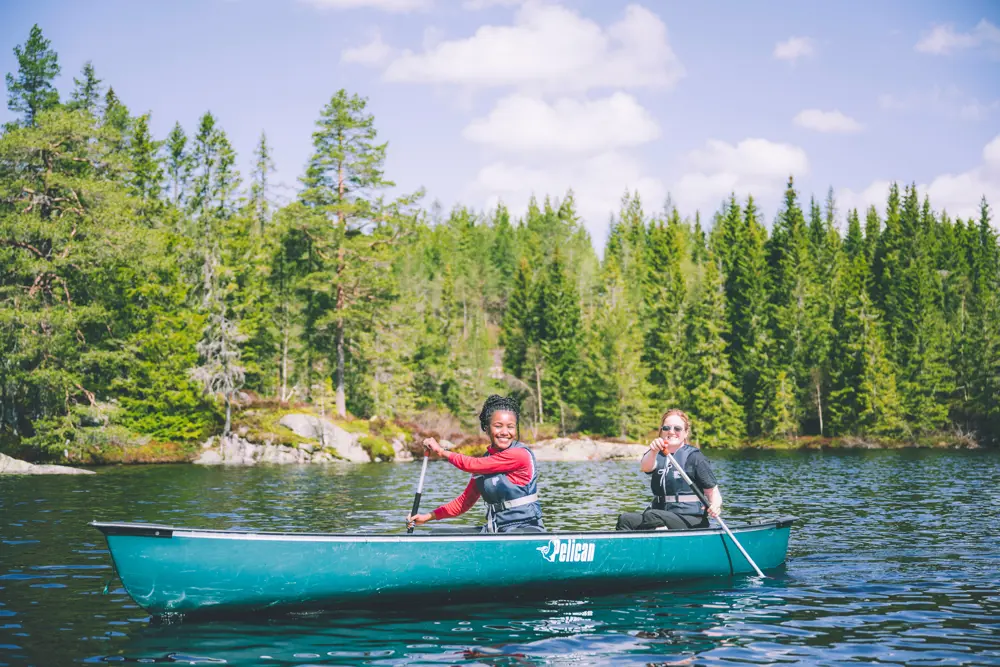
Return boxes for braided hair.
[479,394,521,443]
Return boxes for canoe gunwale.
[90,516,797,541]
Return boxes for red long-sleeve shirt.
[430,446,535,520]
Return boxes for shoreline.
[1,430,984,473]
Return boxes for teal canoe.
[92,517,797,616]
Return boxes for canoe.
[91,516,797,616]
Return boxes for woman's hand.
[648,437,666,454]
[705,487,723,518]
[422,437,447,458]
[407,512,433,530]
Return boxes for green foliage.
[358,435,394,461]
[2,29,998,458]
[684,255,746,447]
[5,24,60,126]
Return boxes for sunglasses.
[659,424,685,433]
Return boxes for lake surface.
[2,449,999,666]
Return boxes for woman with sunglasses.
[615,409,723,531]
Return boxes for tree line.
[2,25,998,459]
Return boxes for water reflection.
[3,450,1000,666]
[97,582,779,666]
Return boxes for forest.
[2,25,999,462]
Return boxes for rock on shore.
[531,438,646,461]
[192,414,413,466]
[0,453,95,475]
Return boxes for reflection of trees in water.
[113,585,767,665]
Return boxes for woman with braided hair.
[406,394,546,534]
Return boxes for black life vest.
[648,444,706,517]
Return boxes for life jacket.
[648,444,705,517]
[474,441,543,533]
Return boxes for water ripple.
[1,450,999,666]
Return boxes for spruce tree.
[580,266,653,439]
[643,213,688,408]
[533,247,582,431]
[828,256,907,436]
[165,122,191,207]
[249,131,276,234]
[684,254,745,447]
[730,195,773,436]
[67,61,103,115]
[764,176,813,435]
[127,114,164,219]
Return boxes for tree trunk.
[224,395,232,436]
[335,161,347,419]
[281,319,289,402]
[336,317,346,418]
[815,376,824,436]
[535,363,544,424]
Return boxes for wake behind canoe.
[92,517,797,616]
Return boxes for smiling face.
[488,410,518,449]
[659,413,689,449]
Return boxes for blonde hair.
[660,409,692,437]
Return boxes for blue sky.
[2,0,998,247]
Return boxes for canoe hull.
[92,518,796,616]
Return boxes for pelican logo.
[536,538,595,563]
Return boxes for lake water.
[2,449,999,666]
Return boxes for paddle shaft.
[406,453,430,534]
[663,449,767,578]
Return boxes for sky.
[2,0,999,248]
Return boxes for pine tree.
[296,89,419,417]
[67,61,103,115]
[5,24,60,127]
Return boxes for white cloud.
[773,36,815,62]
[462,92,660,156]
[878,85,1000,121]
[793,109,863,133]
[381,2,685,93]
[462,0,525,9]
[671,138,810,217]
[341,31,395,65]
[469,151,665,242]
[300,0,431,10]
[915,18,1000,55]
[839,134,1000,223]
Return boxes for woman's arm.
[640,438,664,473]
[703,485,722,517]
[408,477,481,526]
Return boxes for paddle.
[406,452,430,534]
[663,449,767,578]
